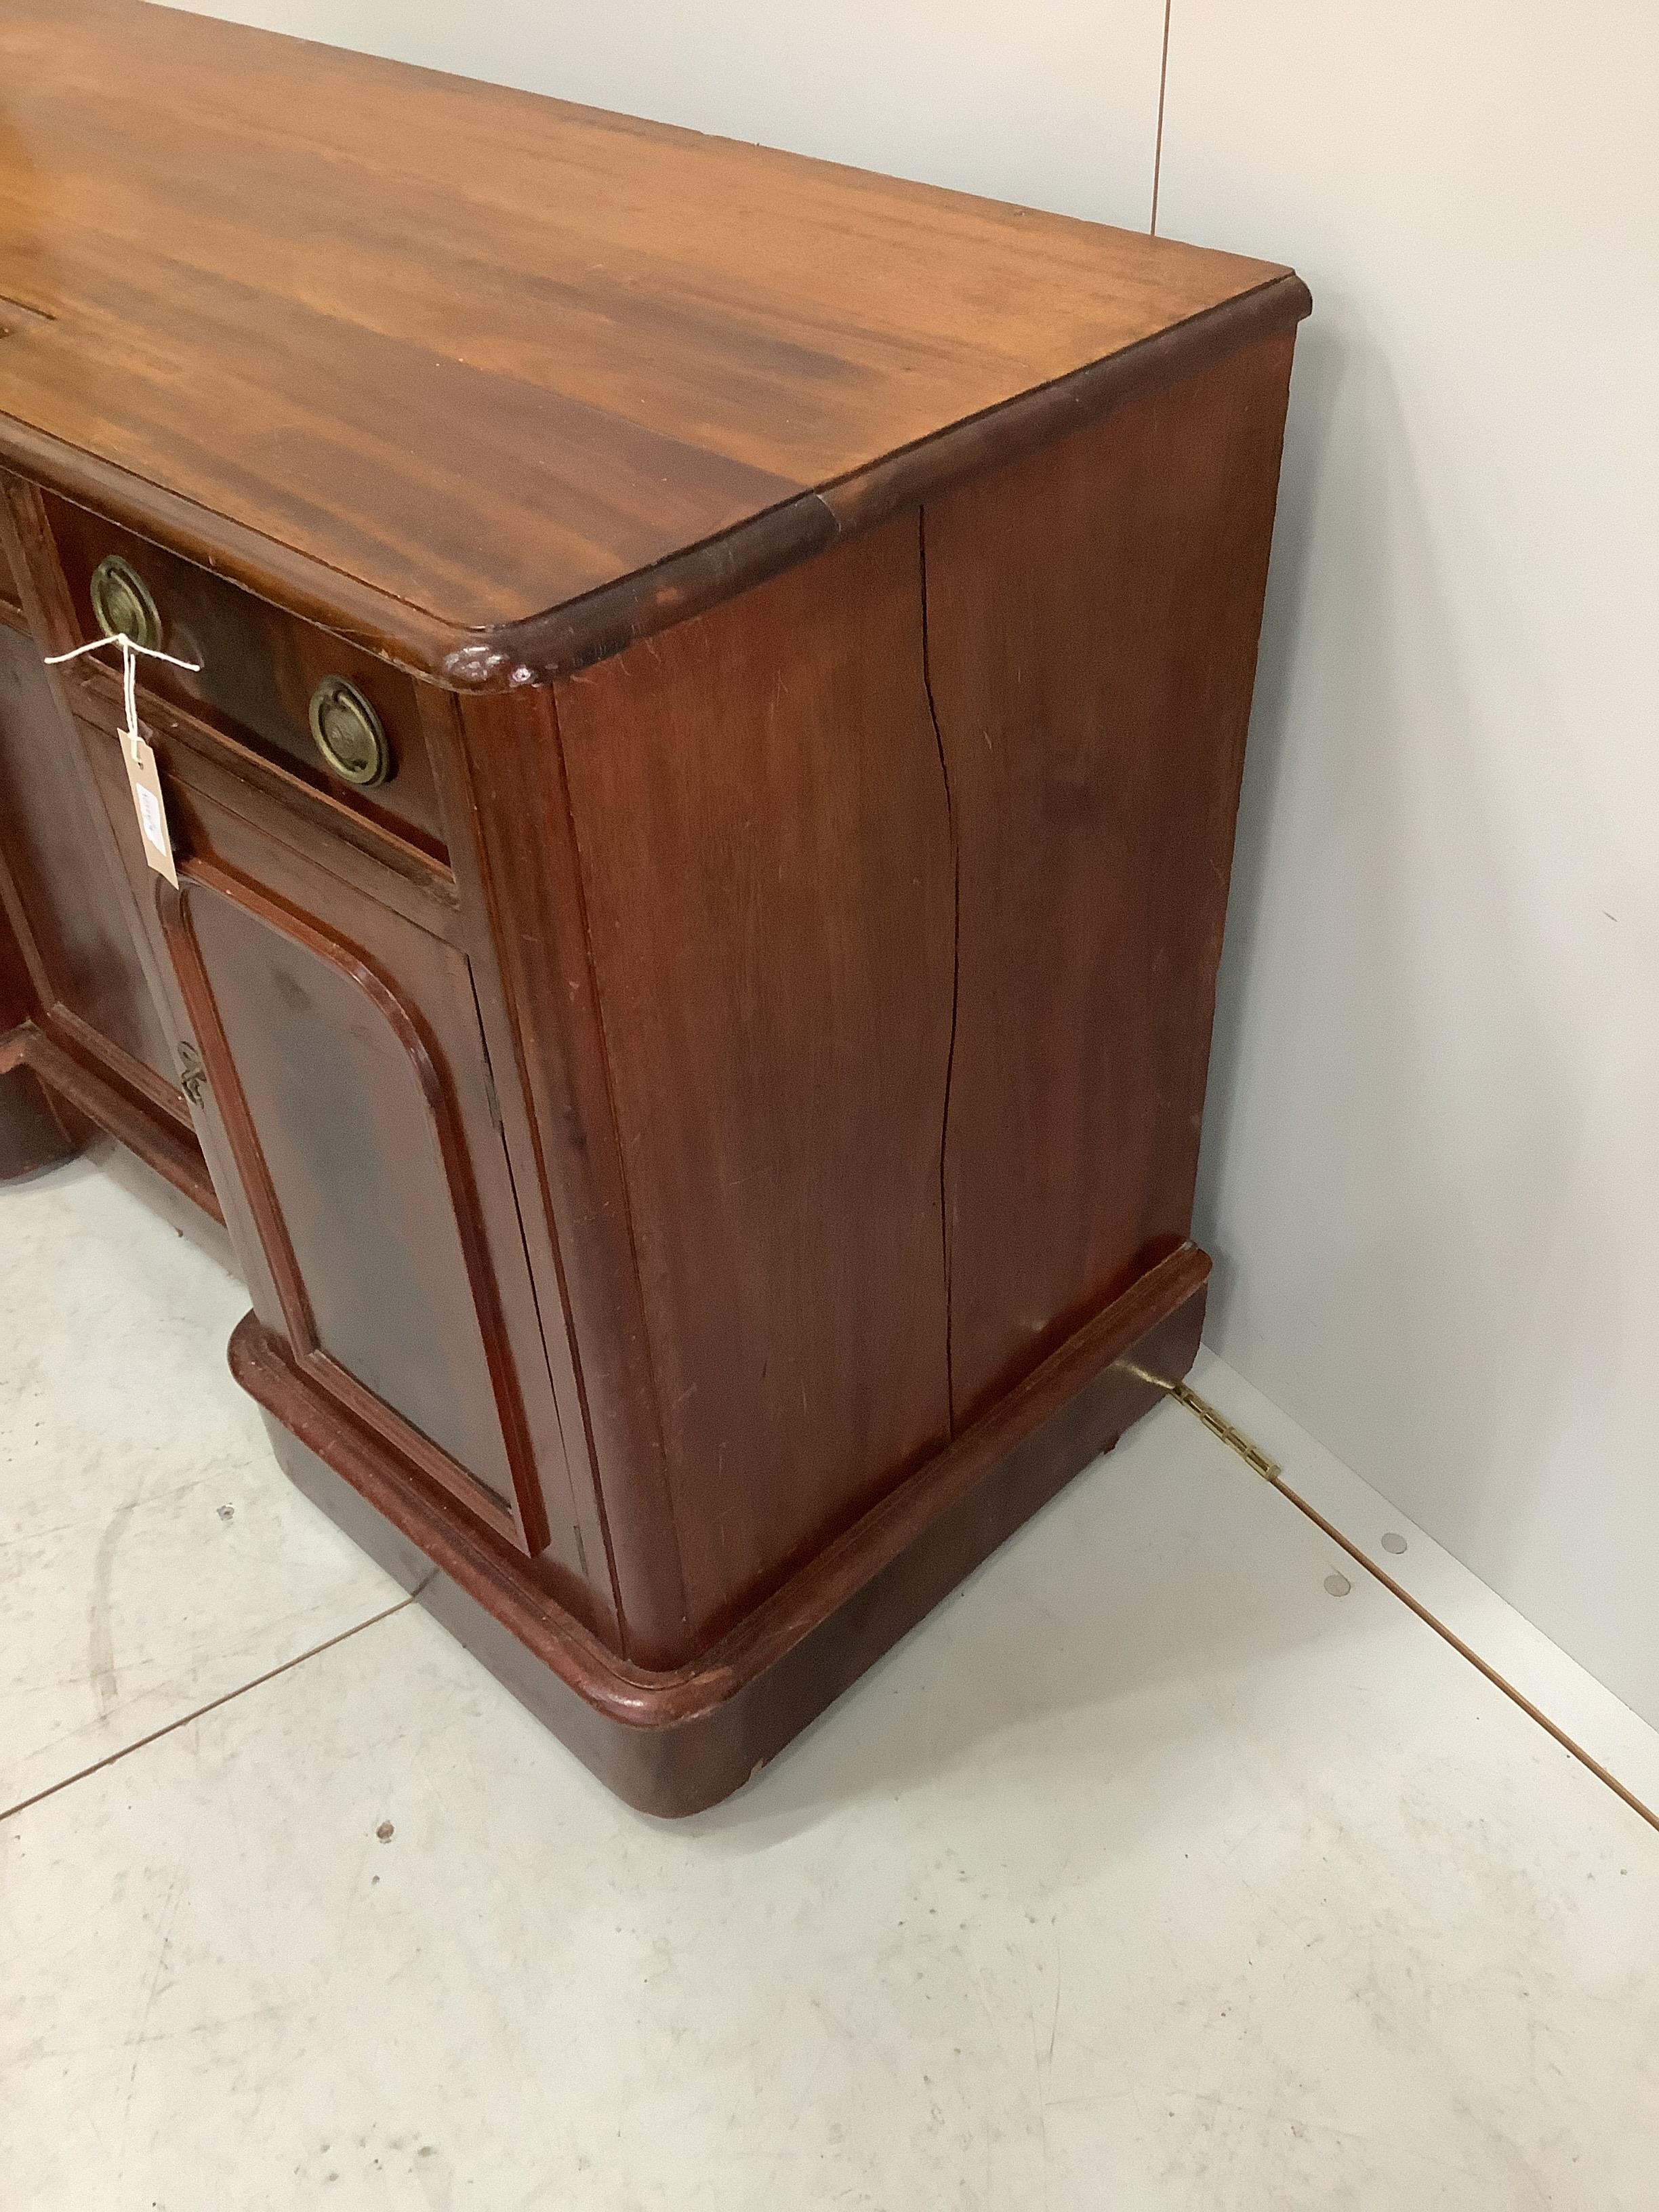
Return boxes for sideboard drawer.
[43,493,450,857]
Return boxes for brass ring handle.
[89,554,162,653]
[308,676,392,788]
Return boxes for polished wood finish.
[173,864,541,1546]
[0,486,219,1214]
[47,496,451,857]
[556,518,956,1651]
[151,766,593,1587]
[235,1244,1210,1816]
[0,0,1302,680]
[928,333,1296,1425]
[0,609,176,1086]
[0,0,1308,1807]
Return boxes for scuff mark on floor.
[88,1494,142,1717]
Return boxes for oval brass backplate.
[308,677,392,788]
[89,554,162,653]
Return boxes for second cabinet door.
[0,617,182,1100]
[157,777,573,1562]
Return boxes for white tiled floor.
[0,1151,402,1813]
[5,1158,1659,2207]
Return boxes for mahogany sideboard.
[0,0,1309,1813]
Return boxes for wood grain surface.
[0,612,178,1086]
[150,770,602,1582]
[237,1244,1210,1814]
[556,519,956,1647]
[0,3,1309,1799]
[925,334,1296,1425]
[0,0,1298,676]
[46,493,451,857]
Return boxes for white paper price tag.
[123,731,178,886]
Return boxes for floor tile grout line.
[0,1591,421,1827]
[1158,1391,1659,1839]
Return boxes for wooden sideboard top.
[0,0,1307,682]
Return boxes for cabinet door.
[159,787,566,1558]
[0,614,180,1098]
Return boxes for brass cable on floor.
[1118,1361,1659,1841]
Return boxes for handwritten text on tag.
[123,733,178,886]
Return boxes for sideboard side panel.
[555,516,956,1652]
[924,331,1298,1427]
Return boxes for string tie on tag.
[45,632,203,761]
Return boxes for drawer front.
[44,495,450,857]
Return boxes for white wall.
[163,3,1659,1723]
[1161,1,1659,1727]
[160,0,1167,230]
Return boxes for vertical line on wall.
[916,508,960,1438]
[1149,0,1173,234]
